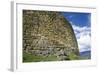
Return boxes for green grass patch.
[68,53,79,60]
[23,51,80,62]
[23,51,59,62]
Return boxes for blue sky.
[61,12,91,52]
[62,12,91,27]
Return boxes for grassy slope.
[23,51,59,62]
[23,51,80,62]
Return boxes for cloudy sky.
[62,12,91,52]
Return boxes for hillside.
[23,10,80,62]
[80,51,91,59]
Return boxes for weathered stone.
[23,10,79,61]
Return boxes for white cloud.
[72,24,91,52]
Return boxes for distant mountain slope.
[80,51,91,59]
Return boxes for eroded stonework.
[23,10,79,61]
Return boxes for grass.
[23,51,59,62]
[23,51,81,62]
[68,53,80,60]
[79,56,91,60]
